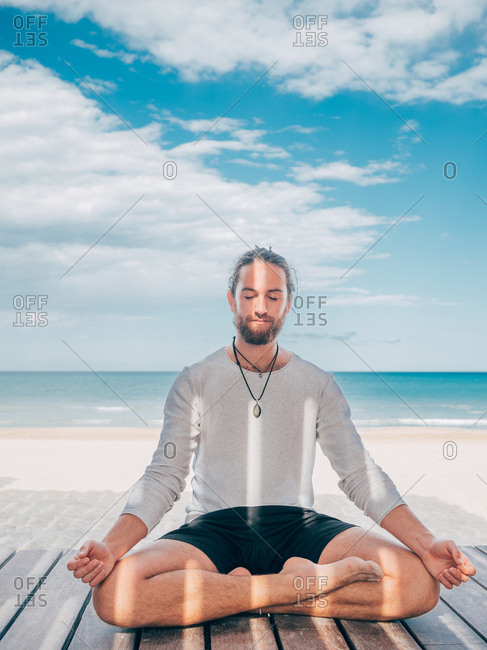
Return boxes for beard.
[234,311,287,345]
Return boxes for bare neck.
[225,336,292,372]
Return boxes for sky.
[0,0,486,372]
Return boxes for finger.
[450,565,472,582]
[445,573,462,587]
[80,563,104,585]
[72,548,90,563]
[459,555,477,575]
[441,569,461,587]
[74,559,101,579]
[89,567,107,588]
[78,540,95,558]
[456,568,471,582]
[446,567,465,581]
[451,570,469,583]
[439,574,453,589]
[67,556,90,571]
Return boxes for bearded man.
[67,247,475,628]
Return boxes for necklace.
[232,338,279,418]
[232,336,276,377]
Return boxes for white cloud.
[166,116,248,135]
[2,0,487,103]
[292,159,402,186]
[0,54,409,314]
[75,73,117,94]
[328,288,458,306]
[71,38,136,65]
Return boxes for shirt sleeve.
[316,373,407,525]
[120,366,201,534]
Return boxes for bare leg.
[261,527,441,620]
[93,538,382,628]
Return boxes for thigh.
[317,525,441,618]
[318,525,418,575]
[114,538,219,583]
[276,509,358,570]
[159,508,251,574]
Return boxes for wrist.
[416,533,436,559]
[101,537,120,559]
[102,513,147,560]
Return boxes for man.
[67,247,476,628]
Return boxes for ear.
[285,293,293,314]
[227,289,236,314]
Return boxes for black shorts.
[158,505,358,574]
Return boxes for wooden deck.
[1,545,486,649]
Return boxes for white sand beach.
[1,427,486,555]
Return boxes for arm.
[120,365,201,533]
[67,366,200,586]
[316,374,474,588]
[381,504,476,589]
[316,374,407,524]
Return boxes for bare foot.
[281,556,383,596]
[228,566,252,576]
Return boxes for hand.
[420,538,476,589]
[67,539,116,588]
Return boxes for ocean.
[0,371,485,428]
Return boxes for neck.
[233,334,278,371]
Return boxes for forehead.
[237,260,287,290]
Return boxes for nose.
[254,298,267,318]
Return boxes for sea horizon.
[0,371,485,429]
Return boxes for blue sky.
[0,1,486,371]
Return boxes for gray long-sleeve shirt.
[121,348,406,533]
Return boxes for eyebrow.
[241,287,283,293]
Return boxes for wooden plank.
[440,579,487,642]
[0,548,61,639]
[1,548,91,650]
[462,546,487,589]
[139,624,205,649]
[67,594,137,650]
[273,614,349,649]
[424,647,487,650]
[211,614,278,649]
[340,619,421,649]
[0,549,15,569]
[403,598,487,649]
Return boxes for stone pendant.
[253,402,261,418]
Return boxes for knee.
[407,571,440,618]
[92,579,121,627]
[396,561,440,619]
[92,570,138,628]
[92,582,112,624]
